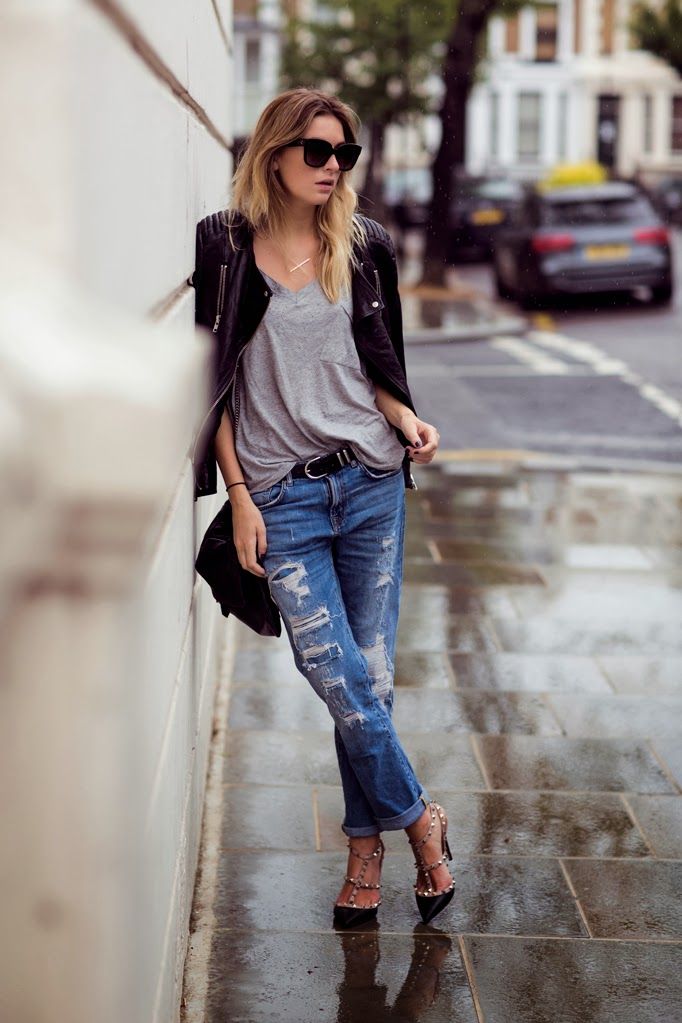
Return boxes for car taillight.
[633,226,669,245]
[531,233,575,253]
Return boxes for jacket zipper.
[212,263,228,333]
[373,267,382,300]
[191,347,245,469]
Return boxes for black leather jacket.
[189,210,417,500]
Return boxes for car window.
[541,196,656,226]
[477,180,523,201]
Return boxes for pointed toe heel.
[333,838,385,931]
[409,801,455,927]
[416,886,455,926]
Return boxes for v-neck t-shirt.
[232,270,406,492]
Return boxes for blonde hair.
[231,88,366,303]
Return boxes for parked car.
[383,170,524,260]
[493,181,674,308]
[448,176,525,262]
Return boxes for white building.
[0,3,233,1022]
[233,0,283,139]
[466,0,682,181]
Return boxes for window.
[518,92,542,160]
[672,96,682,153]
[574,0,582,54]
[245,38,260,84]
[601,0,615,55]
[505,14,520,52]
[536,4,558,61]
[643,94,653,154]
[490,92,499,160]
[541,195,656,227]
[557,93,568,160]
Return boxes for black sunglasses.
[283,137,362,172]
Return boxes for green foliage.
[630,0,682,76]
[282,0,459,128]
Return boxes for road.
[404,229,682,468]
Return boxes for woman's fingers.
[234,510,268,576]
[406,420,440,462]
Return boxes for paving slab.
[204,931,479,1023]
[464,936,682,1023]
[562,859,682,939]
[314,788,651,859]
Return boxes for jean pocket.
[357,461,404,481]
[249,478,287,510]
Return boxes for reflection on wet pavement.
[190,462,682,1022]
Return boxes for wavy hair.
[230,88,366,303]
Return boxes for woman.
[193,88,454,929]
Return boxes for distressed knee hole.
[321,677,365,728]
[290,606,331,639]
[362,636,394,703]
[377,536,395,588]
[270,561,310,601]
[300,640,342,671]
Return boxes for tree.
[282,0,457,220]
[423,0,526,283]
[630,0,682,76]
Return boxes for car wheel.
[650,281,673,306]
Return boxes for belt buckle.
[303,453,329,479]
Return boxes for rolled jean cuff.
[342,793,430,837]
[377,792,430,832]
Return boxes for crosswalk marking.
[490,336,569,374]
[527,330,630,375]
[527,330,682,428]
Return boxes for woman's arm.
[215,408,268,576]
[374,385,440,465]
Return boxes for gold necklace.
[272,236,319,275]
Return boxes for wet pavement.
[184,460,682,1023]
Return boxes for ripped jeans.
[250,460,429,837]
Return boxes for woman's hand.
[398,411,440,464]
[230,489,268,576]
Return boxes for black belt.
[290,446,356,480]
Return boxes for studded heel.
[333,837,385,930]
[408,802,455,925]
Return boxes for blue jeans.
[251,460,429,837]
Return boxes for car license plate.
[470,207,505,225]
[584,244,631,260]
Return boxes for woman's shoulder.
[353,215,397,263]
[197,208,249,253]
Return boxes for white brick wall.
[0,3,233,1022]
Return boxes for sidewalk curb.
[427,448,682,477]
[404,314,527,345]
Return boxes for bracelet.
[226,481,247,492]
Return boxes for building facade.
[0,3,233,1022]
[233,0,283,139]
[466,0,682,181]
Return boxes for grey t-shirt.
[233,270,406,492]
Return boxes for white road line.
[407,364,595,378]
[527,330,630,375]
[490,336,570,374]
[527,330,682,428]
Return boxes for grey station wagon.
[493,181,674,309]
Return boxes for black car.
[649,176,682,226]
[448,177,525,262]
[493,182,674,308]
[383,170,524,259]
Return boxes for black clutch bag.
[195,500,282,637]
